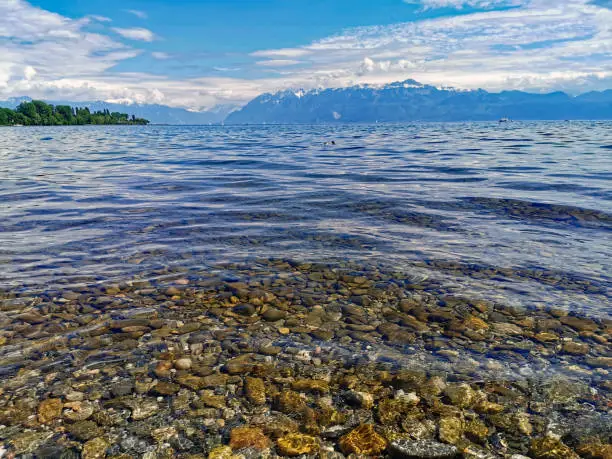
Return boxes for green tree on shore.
[0,101,149,126]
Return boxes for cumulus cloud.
[265,0,612,94]
[358,57,416,74]
[23,66,37,80]
[0,0,140,93]
[0,0,611,110]
[112,27,156,42]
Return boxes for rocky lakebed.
[0,259,610,459]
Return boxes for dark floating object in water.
[40,137,53,141]
[499,117,510,123]
[324,140,336,146]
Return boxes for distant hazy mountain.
[0,97,237,125]
[226,80,612,124]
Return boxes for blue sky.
[28,0,464,78]
[1,0,612,109]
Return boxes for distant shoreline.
[0,100,149,126]
[2,119,611,128]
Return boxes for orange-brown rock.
[245,377,266,405]
[464,316,489,331]
[229,427,271,450]
[291,378,329,394]
[276,391,307,415]
[277,433,319,456]
[38,398,63,424]
[154,361,173,378]
[339,424,387,455]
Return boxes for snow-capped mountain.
[226,79,612,124]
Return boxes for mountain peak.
[226,79,612,124]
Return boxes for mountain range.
[226,80,612,124]
[3,80,612,124]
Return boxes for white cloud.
[126,9,148,19]
[251,48,312,58]
[255,0,612,95]
[112,27,156,42]
[89,15,112,23]
[214,67,241,72]
[256,59,303,67]
[357,57,416,74]
[23,66,37,80]
[404,0,522,9]
[0,0,611,110]
[151,52,171,60]
[0,0,140,93]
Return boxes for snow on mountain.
[226,79,612,124]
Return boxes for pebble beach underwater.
[0,122,611,458]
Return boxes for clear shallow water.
[0,122,611,315]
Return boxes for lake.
[0,123,610,457]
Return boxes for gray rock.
[111,380,134,397]
[389,439,459,458]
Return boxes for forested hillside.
[0,100,149,126]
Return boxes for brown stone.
[38,398,63,424]
[339,424,387,456]
[587,357,612,368]
[154,360,173,378]
[82,437,109,459]
[277,433,319,456]
[207,446,234,459]
[291,378,330,394]
[576,443,612,459]
[464,316,489,331]
[176,374,207,390]
[201,393,226,409]
[439,417,464,444]
[245,377,266,405]
[531,437,579,459]
[560,316,599,332]
[151,381,180,396]
[535,332,559,343]
[562,341,590,355]
[229,427,271,450]
[277,391,307,415]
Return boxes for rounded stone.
[262,308,287,322]
[82,437,109,459]
[233,304,256,316]
[174,358,192,370]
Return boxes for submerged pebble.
[0,259,609,458]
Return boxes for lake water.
[0,123,611,457]
[1,122,610,315]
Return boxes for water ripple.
[0,121,610,315]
